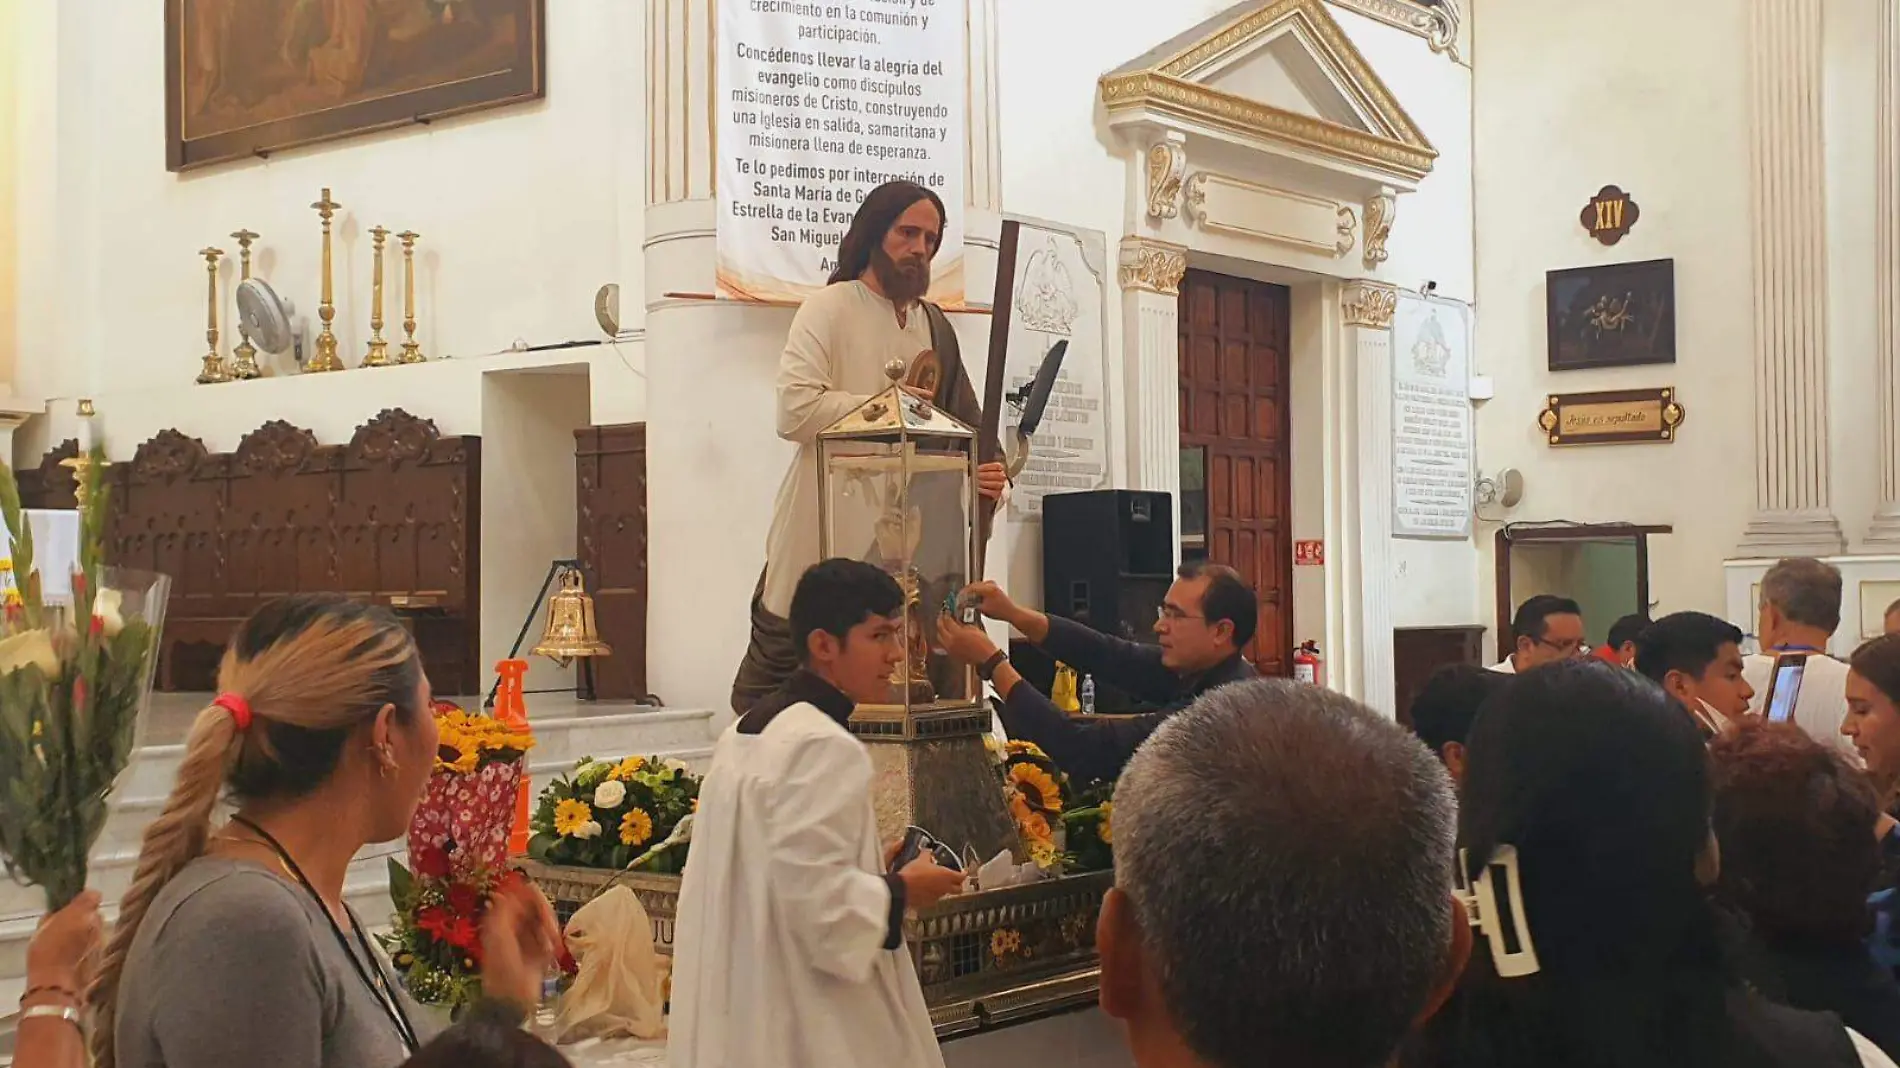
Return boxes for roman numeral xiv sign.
[1581,185,1640,246]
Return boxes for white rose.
[0,629,61,679]
[92,588,125,638]
[593,780,627,809]
[662,758,691,774]
[575,820,603,840]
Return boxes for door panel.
[1178,270,1294,676]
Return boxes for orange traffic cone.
[494,659,533,855]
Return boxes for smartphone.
[889,825,964,873]
[1763,653,1808,724]
[942,590,980,626]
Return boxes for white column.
[1342,281,1398,715]
[1870,0,1900,544]
[1117,237,1187,560]
[1737,0,1845,556]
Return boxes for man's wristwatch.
[978,650,1009,682]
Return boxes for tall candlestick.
[362,226,393,367]
[63,399,100,511]
[397,230,426,364]
[306,188,345,372]
[229,229,262,379]
[195,247,231,384]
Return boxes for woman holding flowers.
[90,595,561,1068]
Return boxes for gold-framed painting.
[166,0,546,172]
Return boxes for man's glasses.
[1157,605,1204,623]
[1531,637,1587,656]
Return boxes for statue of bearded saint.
[870,501,936,703]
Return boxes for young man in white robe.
[672,558,968,1068]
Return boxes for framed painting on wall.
[166,0,546,171]
[1545,258,1676,372]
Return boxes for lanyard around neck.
[227,815,421,1054]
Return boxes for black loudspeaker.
[1041,490,1175,646]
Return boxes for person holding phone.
[1744,558,1855,753]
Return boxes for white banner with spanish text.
[716,0,966,304]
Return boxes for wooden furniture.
[20,410,482,695]
[1393,625,1487,728]
[574,423,651,702]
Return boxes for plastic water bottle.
[1080,674,1097,715]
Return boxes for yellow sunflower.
[1099,801,1114,845]
[554,799,594,837]
[1008,763,1063,815]
[611,756,647,782]
[990,928,1023,961]
[1005,740,1050,761]
[1028,839,1060,870]
[2,588,21,608]
[620,807,655,847]
[444,747,480,776]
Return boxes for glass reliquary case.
[817,359,980,719]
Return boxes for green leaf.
[387,858,417,911]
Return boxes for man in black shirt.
[936,560,1258,784]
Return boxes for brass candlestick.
[397,230,425,363]
[229,229,262,379]
[362,226,393,367]
[61,400,98,511]
[194,247,231,384]
[306,188,345,372]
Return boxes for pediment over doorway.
[1100,0,1437,191]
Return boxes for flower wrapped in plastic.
[406,701,534,879]
[0,451,167,910]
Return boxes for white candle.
[79,414,97,453]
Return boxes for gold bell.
[531,567,612,667]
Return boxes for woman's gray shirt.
[113,855,436,1068]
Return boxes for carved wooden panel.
[20,410,481,695]
[576,424,649,701]
[15,440,80,511]
[1179,270,1294,674]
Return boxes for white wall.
[1476,0,1890,647]
[14,0,647,439]
[1473,0,1755,636]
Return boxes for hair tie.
[213,693,253,732]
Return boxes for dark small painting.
[1545,258,1676,372]
[166,0,545,172]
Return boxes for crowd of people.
[20,173,1900,1068]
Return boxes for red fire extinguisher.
[1294,640,1323,686]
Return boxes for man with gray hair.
[1744,557,1856,753]
[1097,679,1470,1068]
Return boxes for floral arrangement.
[386,701,541,1011]
[529,754,701,873]
[380,855,574,1016]
[0,452,168,910]
[989,738,1071,874]
[1060,782,1115,875]
[434,701,535,775]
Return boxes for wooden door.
[1179,270,1294,675]
[576,424,651,701]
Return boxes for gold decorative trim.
[1331,0,1462,60]
[1337,205,1359,256]
[1099,0,1437,184]
[1341,281,1398,328]
[1363,188,1396,270]
[1146,138,1189,219]
[1118,237,1189,295]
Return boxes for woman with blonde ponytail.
[92,595,559,1068]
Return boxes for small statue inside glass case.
[815,359,1017,866]
[818,360,980,716]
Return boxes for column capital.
[1340,280,1398,329]
[1118,237,1188,296]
